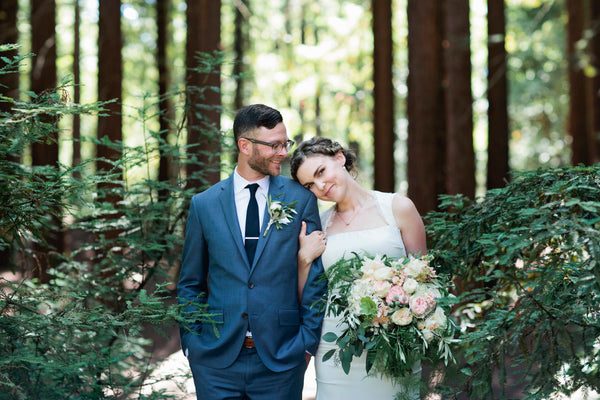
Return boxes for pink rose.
[386,285,410,305]
[409,296,433,318]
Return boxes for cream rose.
[373,266,394,281]
[403,277,418,294]
[373,280,392,297]
[391,307,413,326]
[404,258,430,281]
[424,307,447,332]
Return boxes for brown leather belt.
[243,336,255,348]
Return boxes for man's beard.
[248,153,282,177]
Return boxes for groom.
[178,104,327,400]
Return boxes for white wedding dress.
[314,191,421,400]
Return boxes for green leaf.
[322,332,338,342]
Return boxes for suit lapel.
[251,175,286,271]
[218,175,248,265]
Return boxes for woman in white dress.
[291,137,427,400]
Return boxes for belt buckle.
[243,337,255,348]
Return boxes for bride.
[292,137,427,400]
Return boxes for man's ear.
[238,138,251,156]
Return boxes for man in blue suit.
[178,104,327,400]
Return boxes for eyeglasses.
[243,137,295,154]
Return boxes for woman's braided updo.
[290,136,357,182]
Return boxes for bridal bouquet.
[322,253,456,380]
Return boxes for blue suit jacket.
[178,173,327,372]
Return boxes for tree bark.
[0,0,19,114]
[72,0,81,172]
[97,0,122,169]
[372,0,395,193]
[588,0,600,164]
[30,0,60,281]
[407,0,445,214]
[185,0,221,190]
[157,0,175,203]
[487,0,510,189]
[567,0,591,165]
[443,0,475,198]
[30,0,58,168]
[0,0,19,270]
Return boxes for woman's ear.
[335,150,346,167]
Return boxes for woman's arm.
[297,221,326,300]
[392,194,427,256]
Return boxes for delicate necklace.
[335,197,368,226]
[336,207,359,226]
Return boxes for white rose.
[373,280,392,297]
[373,266,394,281]
[403,277,418,294]
[391,308,413,326]
[404,258,429,280]
[424,307,447,332]
[421,329,434,343]
[360,256,387,279]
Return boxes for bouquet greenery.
[322,253,457,381]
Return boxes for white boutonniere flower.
[263,194,297,237]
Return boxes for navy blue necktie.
[244,183,260,264]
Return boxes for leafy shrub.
[426,165,600,399]
[0,48,221,399]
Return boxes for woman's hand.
[297,221,327,300]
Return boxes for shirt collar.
[234,167,270,195]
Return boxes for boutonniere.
[263,194,297,237]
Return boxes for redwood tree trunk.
[185,0,221,190]
[72,0,81,171]
[487,0,510,189]
[97,0,122,169]
[30,0,58,168]
[407,0,445,214]
[588,0,600,164]
[30,0,60,281]
[0,0,19,114]
[372,0,395,193]
[157,0,175,203]
[443,0,475,199]
[567,0,591,165]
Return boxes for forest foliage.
[427,164,600,399]
[0,49,217,399]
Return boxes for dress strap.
[371,190,397,226]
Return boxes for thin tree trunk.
[157,0,174,203]
[185,0,221,190]
[0,0,19,270]
[73,0,81,172]
[0,0,19,114]
[30,0,58,168]
[372,0,395,193]
[444,0,475,198]
[97,0,123,309]
[233,0,249,113]
[487,0,509,189]
[30,0,60,282]
[407,0,445,214]
[567,0,591,165]
[97,0,122,169]
[588,0,600,164]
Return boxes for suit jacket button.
[248,282,254,289]
[242,313,248,318]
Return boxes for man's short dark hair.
[233,104,283,143]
